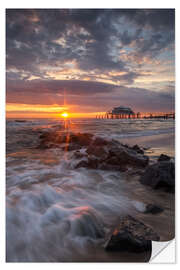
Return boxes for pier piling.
[96,112,175,120]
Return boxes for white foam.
[6,118,175,261]
[132,200,146,212]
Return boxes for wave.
[6,156,134,261]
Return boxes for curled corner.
[150,239,175,263]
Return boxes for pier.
[96,111,175,120]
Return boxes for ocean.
[6,118,175,262]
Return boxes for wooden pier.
[95,112,175,120]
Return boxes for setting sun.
[61,112,69,118]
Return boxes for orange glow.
[6,103,106,118]
[61,112,69,118]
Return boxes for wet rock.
[38,131,94,149]
[92,137,110,146]
[75,157,99,169]
[38,132,149,172]
[75,160,89,169]
[144,204,164,214]
[70,133,93,146]
[65,144,81,151]
[38,131,68,148]
[105,215,159,253]
[158,154,171,162]
[143,147,150,150]
[132,144,144,154]
[74,150,87,159]
[75,136,148,171]
[140,161,175,192]
[86,145,108,159]
[108,146,149,168]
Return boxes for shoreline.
[119,132,175,158]
[6,123,175,262]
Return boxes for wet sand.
[120,132,175,158]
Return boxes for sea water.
[6,118,175,262]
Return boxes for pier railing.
[95,112,175,120]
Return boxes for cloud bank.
[6,9,175,114]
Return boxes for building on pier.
[111,106,135,115]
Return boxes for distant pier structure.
[95,106,175,120]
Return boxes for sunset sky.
[6,9,175,118]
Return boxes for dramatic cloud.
[6,79,116,95]
[6,9,175,115]
[6,79,174,113]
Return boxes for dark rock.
[75,157,99,169]
[92,137,110,146]
[143,147,150,150]
[158,154,171,162]
[38,132,94,149]
[38,132,149,172]
[72,133,93,146]
[87,157,99,169]
[86,145,108,159]
[74,135,149,171]
[132,144,144,154]
[75,160,89,169]
[122,143,130,149]
[144,204,164,214]
[105,215,159,253]
[65,144,81,151]
[109,146,149,168]
[38,131,68,148]
[105,156,122,165]
[74,150,87,159]
[140,161,175,192]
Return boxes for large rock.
[140,161,175,192]
[38,131,149,172]
[108,145,149,168]
[105,215,159,253]
[69,133,94,146]
[38,131,94,149]
[86,145,109,160]
[75,156,99,169]
[75,136,148,171]
[158,154,171,162]
[144,204,164,214]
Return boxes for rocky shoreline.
[37,130,175,254]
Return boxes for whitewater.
[6,118,175,262]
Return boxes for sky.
[6,9,175,118]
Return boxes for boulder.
[140,161,175,192]
[69,133,94,146]
[158,154,171,162]
[86,145,108,159]
[105,215,159,253]
[74,136,149,171]
[38,132,94,149]
[38,131,149,172]
[144,204,164,214]
[108,146,149,168]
